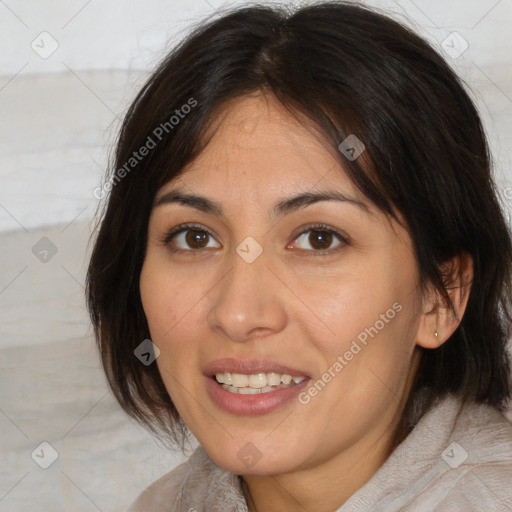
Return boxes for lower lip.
[204,376,310,416]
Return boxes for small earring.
[434,330,438,338]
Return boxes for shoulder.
[125,447,212,512]
[441,401,512,510]
[360,395,512,511]
[125,446,246,512]
[430,461,512,511]
[452,399,512,462]
[410,397,512,511]
[410,394,512,462]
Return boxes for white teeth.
[281,374,292,385]
[267,372,281,386]
[217,372,234,385]
[231,373,249,387]
[238,387,260,395]
[248,373,267,388]
[215,371,307,393]
[221,383,295,394]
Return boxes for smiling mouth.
[215,372,306,395]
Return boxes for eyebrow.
[153,189,370,218]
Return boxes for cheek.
[140,261,203,404]
[293,267,395,355]
[139,258,192,341]
[139,256,216,387]
[304,261,419,367]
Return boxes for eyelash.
[161,222,348,256]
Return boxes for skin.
[139,92,472,512]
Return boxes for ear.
[416,253,473,349]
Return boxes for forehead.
[151,93,407,242]
[163,92,361,200]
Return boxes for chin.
[203,438,306,476]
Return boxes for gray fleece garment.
[127,394,512,511]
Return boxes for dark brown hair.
[86,1,512,450]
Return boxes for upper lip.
[203,358,310,378]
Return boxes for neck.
[241,421,395,512]
[240,366,420,512]
[241,352,422,512]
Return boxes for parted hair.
[86,1,512,450]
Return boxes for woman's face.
[140,92,428,477]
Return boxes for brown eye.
[163,225,221,252]
[185,229,209,249]
[292,225,346,253]
[308,230,333,250]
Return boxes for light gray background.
[1,0,511,511]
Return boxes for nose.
[207,247,287,343]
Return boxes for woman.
[86,2,512,510]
